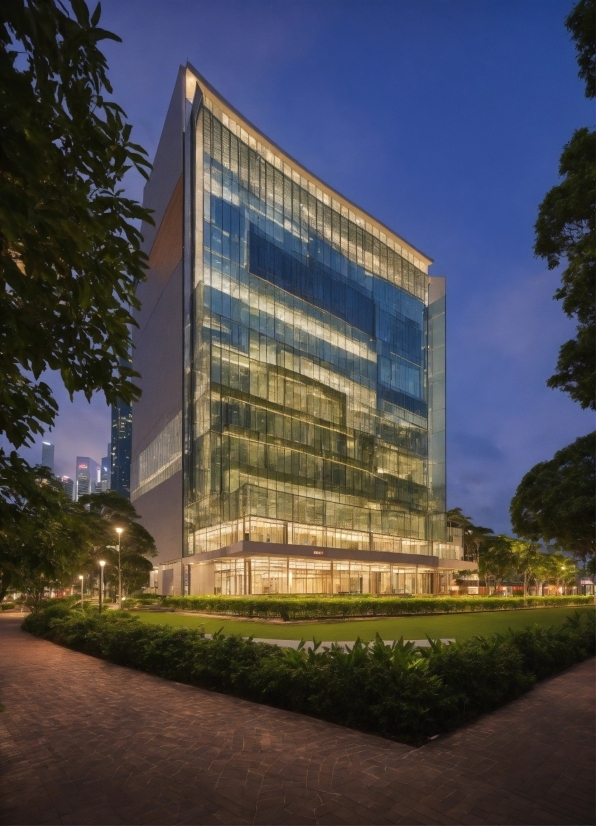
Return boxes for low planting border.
[23,605,595,745]
[148,594,593,620]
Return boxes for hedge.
[23,604,595,745]
[151,594,593,620]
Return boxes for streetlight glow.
[115,528,124,610]
[98,560,106,613]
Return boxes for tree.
[566,0,596,98]
[508,539,543,597]
[79,491,156,597]
[0,470,100,609]
[0,0,151,510]
[510,432,595,569]
[534,0,595,409]
[478,536,516,594]
[446,508,494,562]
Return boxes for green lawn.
[134,605,594,642]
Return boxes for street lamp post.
[79,574,84,609]
[116,528,123,609]
[99,560,106,613]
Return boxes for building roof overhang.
[184,63,434,271]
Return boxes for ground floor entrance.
[157,552,470,597]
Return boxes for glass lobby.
[182,97,455,595]
[212,557,451,597]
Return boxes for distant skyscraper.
[97,447,111,492]
[41,442,54,473]
[111,401,132,498]
[75,457,99,500]
[59,476,74,500]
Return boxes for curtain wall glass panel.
[184,102,444,556]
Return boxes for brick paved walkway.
[0,614,593,826]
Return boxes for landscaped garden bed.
[23,603,595,745]
[131,593,593,620]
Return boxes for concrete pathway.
[204,636,456,650]
[0,614,593,825]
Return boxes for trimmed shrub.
[23,606,595,745]
[157,593,593,620]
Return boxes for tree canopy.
[534,0,595,409]
[510,431,595,567]
[0,485,156,607]
[566,0,596,98]
[0,0,152,451]
[0,469,98,607]
[79,491,156,595]
[0,0,160,604]
[446,507,494,561]
[0,0,153,546]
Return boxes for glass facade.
[182,98,451,567]
[213,557,447,597]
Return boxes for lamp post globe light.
[116,527,123,609]
[99,560,106,613]
[79,574,84,608]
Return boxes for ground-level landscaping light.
[79,575,84,608]
[99,560,106,613]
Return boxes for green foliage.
[78,491,156,594]
[0,471,99,607]
[478,535,516,589]
[0,0,152,451]
[534,0,595,409]
[23,606,595,744]
[0,1,153,559]
[148,593,593,620]
[510,432,596,565]
[566,0,596,99]
[446,508,494,561]
[0,482,157,608]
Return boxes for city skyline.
[8,0,593,534]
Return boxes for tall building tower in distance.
[59,476,74,500]
[41,441,54,473]
[75,457,99,500]
[97,446,111,493]
[131,65,476,596]
[111,400,132,498]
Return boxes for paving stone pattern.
[0,614,593,826]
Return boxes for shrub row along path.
[0,614,594,826]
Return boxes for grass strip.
[133,604,596,641]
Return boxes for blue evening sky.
[20,0,594,533]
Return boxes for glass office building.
[131,66,473,596]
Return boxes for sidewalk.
[197,635,456,649]
[0,613,593,825]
